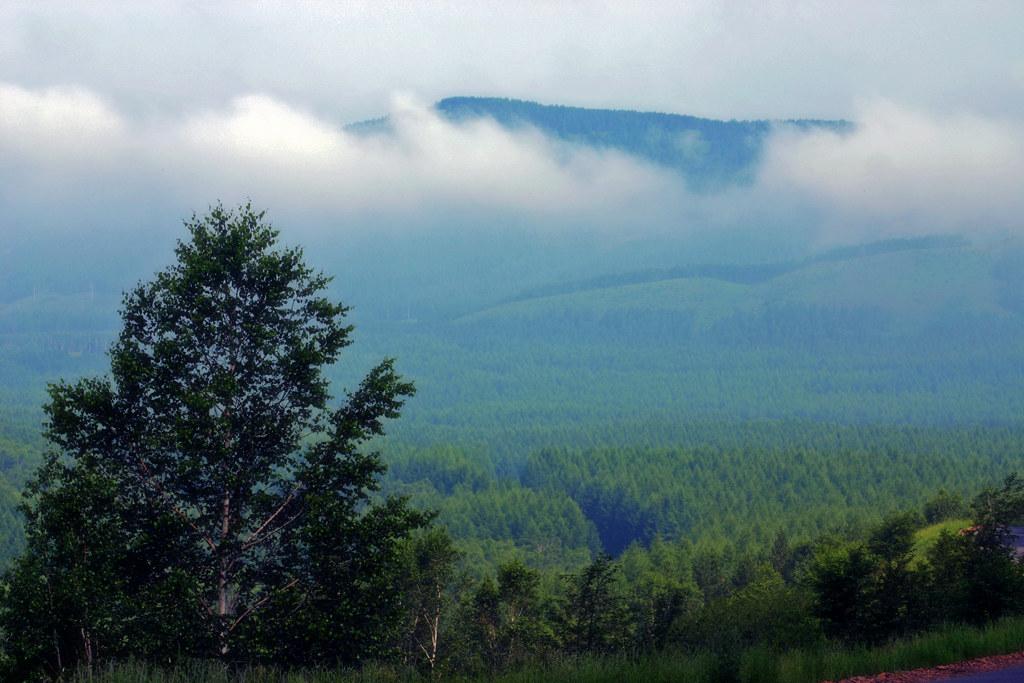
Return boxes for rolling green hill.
[3,232,1024,573]
[456,237,1024,338]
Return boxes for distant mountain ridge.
[347,96,851,189]
[457,236,1024,344]
[504,235,971,303]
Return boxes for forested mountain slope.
[458,236,1022,339]
[381,422,1024,569]
[349,96,849,189]
[2,98,1023,578]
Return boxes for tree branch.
[132,456,218,555]
[239,481,303,550]
[227,577,300,632]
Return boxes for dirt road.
[828,650,1024,682]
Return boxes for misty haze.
[2,3,1024,681]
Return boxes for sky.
[2,0,1024,251]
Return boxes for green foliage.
[920,474,1024,625]
[0,204,428,676]
[0,473,25,567]
[690,568,818,662]
[7,238,1024,579]
[48,615,1024,681]
[923,488,967,524]
[393,528,463,671]
[971,472,1024,528]
[556,555,630,657]
[911,518,969,563]
[514,430,1021,558]
[619,538,702,652]
[383,446,600,574]
[21,502,1024,682]
[806,511,926,644]
[447,559,549,675]
[0,452,205,679]
[5,210,1024,677]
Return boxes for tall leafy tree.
[807,512,926,644]
[924,473,1024,625]
[394,528,463,671]
[558,554,630,656]
[0,204,428,673]
[451,559,545,674]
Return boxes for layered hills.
[2,97,1024,568]
[456,235,1024,342]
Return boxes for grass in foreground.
[772,616,1024,683]
[76,655,719,683]
[72,616,1024,683]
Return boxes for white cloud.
[179,94,345,166]
[760,100,1024,240]
[0,83,125,165]
[3,81,1023,251]
[0,83,685,234]
[164,91,679,218]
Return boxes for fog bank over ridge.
[1,83,1022,253]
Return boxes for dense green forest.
[5,225,1024,676]
[6,229,1024,677]
[4,232,1024,570]
[4,101,1024,679]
